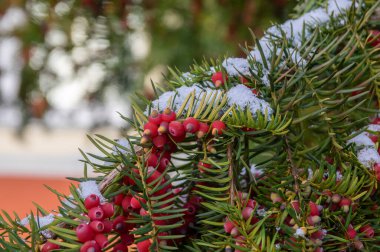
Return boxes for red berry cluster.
[141,108,226,169]
[74,194,117,252]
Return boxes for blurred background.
[0,0,292,215]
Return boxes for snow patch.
[357,147,380,168]
[79,181,106,202]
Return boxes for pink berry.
[369,30,380,47]
[88,207,104,221]
[153,135,168,149]
[169,121,186,138]
[131,196,146,209]
[158,156,171,173]
[143,122,158,138]
[196,122,210,138]
[148,110,162,125]
[230,227,240,237]
[309,201,319,216]
[242,207,254,220]
[41,241,60,252]
[122,195,133,212]
[291,200,300,213]
[198,161,212,173]
[211,71,227,87]
[211,120,226,136]
[112,216,128,233]
[146,152,158,167]
[373,117,380,124]
[76,223,95,243]
[140,208,148,216]
[101,203,114,218]
[120,233,135,245]
[161,108,176,122]
[224,219,235,233]
[247,199,257,209]
[137,239,152,252]
[360,224,375,238]
[95,233,108,248]
[89,220,104,233]
[347,225,357,240]
[113,243,128,252]
[84,194,100,210]
[114,193,124,206]
[183,117,200,133]
[102,219,113,233]
[370,135,378,143]
[80,240,101,252]
[339,198,351,213]
[157,121,169,134]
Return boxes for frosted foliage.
[347,132,375,147]
[222,58,251,76]
[227,85,273,116]
[249,0,352,86]
[147,85,222,115]
[79,181,106,202]
[357,148,380,168]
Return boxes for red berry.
[95,233,108,248]
[88,207,104,221]
[347,225,357,240]
[309,201,319,216]
[360,224,375,238]
[41,241,60,252]
[84,194,100,210]
[311,229,326,240]
[252,89,258,95]
[120,233,135,245]
[101,203,114,218]
[372,118,380,125]
[331,194,341,203]
[122,195,133,212]
[224,219,235,233]
[113,216,130,233]
[370,135,378,143]
[158,121,169,134]
[198,161,212,173]
[148,110,162,125]
[153,135,168,149]
[314,247,323,252]
[161,108,176,122]
[339,198,351,213]
[131,196,146,209]
[146,152,158,167]
[184,202,197,215]
[171,133,186,142]
[247,199,257,209]
[169,121,185,137]
[196,122,210,138]
[146,167,162,183]
[90,220,104,233]
[211,120,226,136]
[230,227,240,237]
[369,30,380,47]
[102,219,113,233]
[158,156,171,173]
[291,200,300,213]
[242,207,254,220]
[80,240,101,252]
[183,117,200,133]
[140,208,148,216]
[211,71,227,87]
[143,122,158,138]
[76,223,95,243]
[114,193,124,206]
[240,76,249,84]
[137,239,152,252]
[113,243,129,252]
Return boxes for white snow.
[222,58,251,76]
[250,163,263,177]
[294,227,306,238]
[347,132,375,147]
[0,7,27,34]
[20,214,56,238]
[227,84,273,116]
[249,0,353,86]
[79,181,106,202]
[367,124,380,132]
[357,147,380,168]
